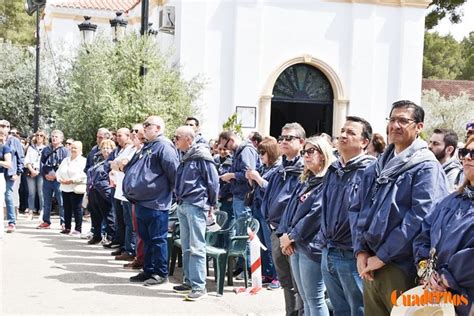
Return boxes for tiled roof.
[52,0,140,12]
[422,79,474,100]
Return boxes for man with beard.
[429,128,462,192]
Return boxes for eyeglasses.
[300,147,320,156]
[174,135,181,141]
[143,122,157,128]
[131,129,139,133]
[258,150,266,156]
[458,148,474,160]
[386,117,416,127]
[278,135,300,142]
[66,142,72,145]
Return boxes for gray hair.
[282,122,306,139]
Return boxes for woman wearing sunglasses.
[413,135,474,316]
[24,132,47,219]
[277,136,336,316]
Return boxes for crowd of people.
[1,100,473,314]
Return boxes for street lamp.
[109,11,128,42]
[78,16,97,46]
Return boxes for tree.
[423,32,464,79]
[222,112,243,138]
[422,89,474,139]
[0,0,35,45]
[459,32,474,80]
[0,41,63,135]
[425,0,468,30]
[57,34,203,151]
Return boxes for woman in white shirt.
[56,141,87,235]
[24,131,47,218]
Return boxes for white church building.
[41,0,431,139]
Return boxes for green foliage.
[0,42,63,135]
[459,32,474,80]
[0,0,36,45]
[423,32,464,79]
[425,0,467,30]
[221,112,243,138]
[422,89,474,139]
[57,34,203,151]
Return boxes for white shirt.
[56,155,87,193]
[24,145,46,170]
[111,144,136,201]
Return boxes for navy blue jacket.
[216,155,233,201]
[252,162,281,219]
[319,155,375,251]
[0,144,12,173]
[5,136,24,177]
[87,159,112,200]
[123,135,179,210]
[230,141,261,199]
[413,192,474,315]
[175,143,219,209]
[277,176,325,261]
[261,155,304,228]
[40,145,70,177]
[85,144,100,173]
[352,152,448,277]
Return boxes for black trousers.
[62,191,84,232]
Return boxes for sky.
[432,0,474,41]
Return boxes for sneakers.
[37,222,51,229]
[80,231,93,240]
[123,259,143,270]
[173,284,192,294]
[87,236,102,245]
[185,288,207,301]
[60,229,71,234]
[129,272,151,283]
[26,212,34,221]
[144,275,168,287]
[103,241,121,249]
[6,224,15,233]
[69,230,81,237]
[267,279,281,290]
[115,253,135,261]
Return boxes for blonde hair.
[300,136,336,181]
[99,139,116,150]
[71,141,83,153]
[457,135,474,194]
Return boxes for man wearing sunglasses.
[352,100,449,315]
[429,128,462,192]
[0,119,24,233]
[316,116,375,316]
[218,130,260,220]
[123,116,179,287]
[261,122,305,315]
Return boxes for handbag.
[73,183,87,195]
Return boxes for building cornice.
[326,0,431,8]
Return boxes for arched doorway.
[270,63,334,137]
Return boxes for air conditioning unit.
[159,6,175,34]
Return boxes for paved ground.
[1,214,285,315]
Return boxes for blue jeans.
[321,248,364,316]
[42,178,64,225]
[135,203,169,277]
[122,201,136,256]
[177,203,207,290]
[4,176,16,225]
[291,251,329,316]
[27,175,43,212]
[232,198,251,219]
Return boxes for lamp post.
[109,11,128,42]
[78,16,97,46]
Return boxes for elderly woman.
[245,136,281,286]
[24,131,47,218]
[277,136,336,316]
[1,129,13,234]
[86,139,116,245]
[413,135,474,316]
[56,141,87,235]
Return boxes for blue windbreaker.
[261,155,304,228]
[413,191,474,315]
[216,154,233,201]
[277,175,325,261]
[40,145,70,176]
[87,159,112,200]
[175,143,219,210]
[123,135,179,210]
[5,136,24,177]
[319,155,375,251]
[352,143,448,277]
[230,141,261,199]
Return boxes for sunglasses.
[278,135,300,142]
[66,142,72,145]
[143,122,157,128]
[300,147,320,156]
[458,148,474,160]
[131,129,139,133]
